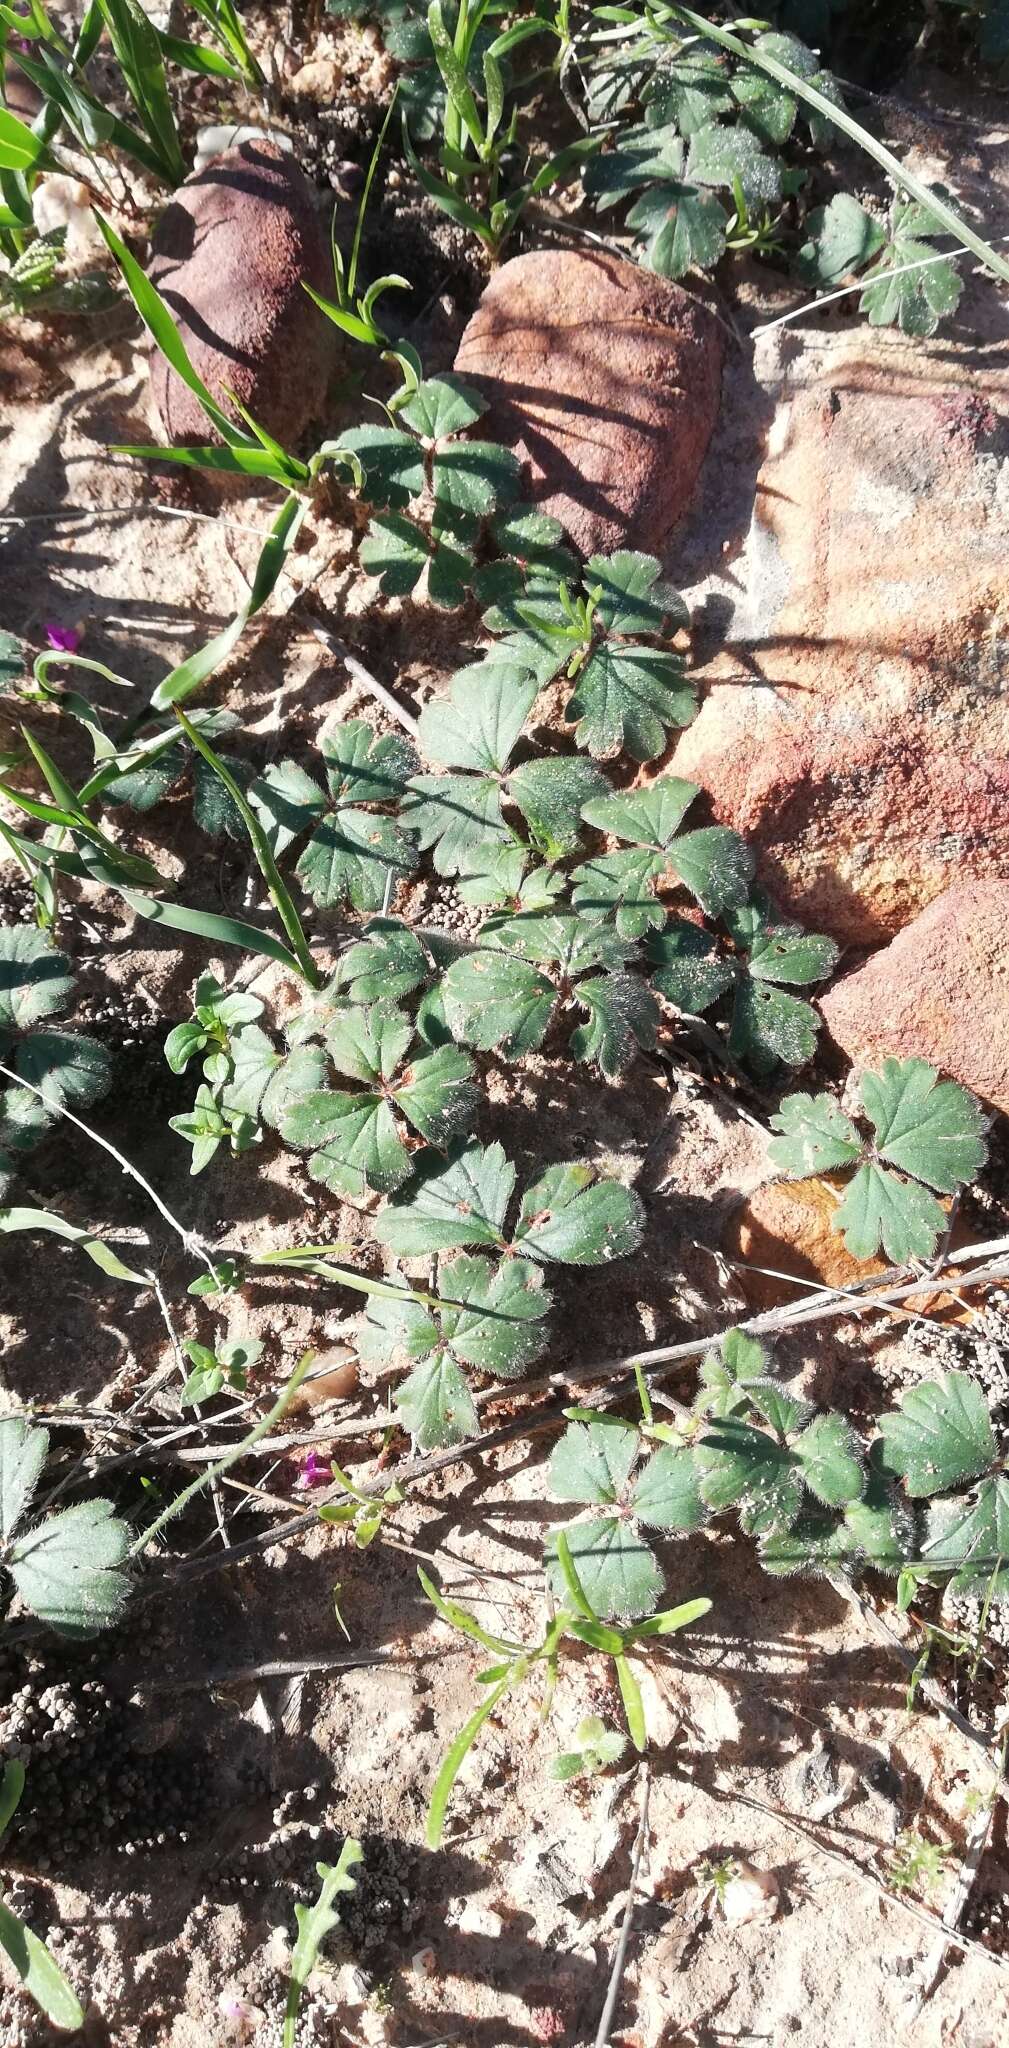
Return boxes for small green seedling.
[550,1715,628,1782]
[419,1559,710,1846]
[0,1761,86,2030]
[181,1335,263,1407]
[283,1838,363,2048]
[887,1830,947,1895]
[319,1464,404,1547]
[768,1057,987,1263]
[696,1854,738,1905]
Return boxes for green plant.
[0,1416,131,1633]
[304,90,414,359]
[799,188,964,337]
[283,1838,363,2048]
[768,1057,988,1263]
[180,1333,263,1406]
[550,1713,628,1780]
[319,1463,404,1546]
[403,0,600,259]
[887,1829,946,1895]
[0,225,113,315]
[0,922,111,1196]
[0,1761,86,2030]
[418,1563,710,1844]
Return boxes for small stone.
[454,249,723,557]
[719,1861,780,1925]
[410,1945,436,1978]
[820,881,1009,1115]
[148,140,336,451]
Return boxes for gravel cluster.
[219,1784,422,1953]
[0,1633,216,1870]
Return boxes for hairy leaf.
[793,1411,865,1508]
[645,918,735,1013]
[832,1162,947,1265]
[8,1497,130,1635]
[514,1162,644,1265]
[569,971,659,1076]
[0,928,73,1032]
[920,1476,1009,1596]
[631,1443,704,1530]
[566,645,695,762]
[397,1350,480,1447]
[877,1372,996,1498]
[546,1515,663,1622]
[442,947,555,1056]
[548,1418,640,1505]
[860,1057,987,1194]
[374,1140,515,1255]
[0,1418,46,1544]
[767,1092,862,1177]
[296,812,417,911]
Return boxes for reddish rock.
[819,880,1009,1115]
[453,249,724,557]
[671,333,1009,943]
[724,1175,967,1317]
[148,140,334,450]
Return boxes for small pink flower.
[44,622,82,654]
[295,1450,331,1490]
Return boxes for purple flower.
[43,622,82,654]
[294,1450,331,1490]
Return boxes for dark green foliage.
[0,923,111,1196]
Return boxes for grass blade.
[116,886,310,974]
[426,1673,512,1848]
[614,1650,646,1752]
[0,1206,151,1284]
[173,706,322,987]
[95,0,184,184]
[151,489,310,711]
[94,210,254,446]
[0,1895,85,2032]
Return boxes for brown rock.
[671,332,1009,944]
[819,880,1009,1115]
[148,140,335,450]
[725,1176,967,1318]
[453,249,724,557]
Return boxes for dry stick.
[909,1793,1000,2016]
[698,1775,1009,1976]
[593,1762,652,2048]
[139,1651,426,1693]
[309,621,421,738]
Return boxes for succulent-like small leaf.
[514,1162,644,1265]
[548,1418,640,1505]
[877,1372,996,1498]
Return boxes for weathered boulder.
[672,330,1009,944]
[819,880,1009,1115]
[453,248,724,557]
[148,139,334,450]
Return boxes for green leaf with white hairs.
[631,1444,704,1530]
[17,1031,111,1111]
[8,1496,131,1635]
[321,721,418,807]
[646,918,736,1014]
[546,1517,663,1622]
[697,1328,770,1418]
[877,1372,996,1498]
[919,1477,1009,1597]
[684,119,783,203]
[374,1139,515,1255]
[441,948,555,1056]
[514,1162,644,1265]
[586,552,689,637]
[402,773,508,875]
[338,424,424,506]
[797,193,886,287]
[400,374,487,440]
[569,971,659,1077]
[627,180,729,279]
[548,1418,640,1505]
[507,756,611,857]
[325,1006,415,1086]
[566,645,696,762]
[833,1163,947,1265]
[396,1351,479,1448]
[860,1058,987,1193]
[0,927,73,1031]
[296,812,418,912]
[394,1043,483,1145]
[419,667,538,774]
[793,1412,865,1508]
[248,760,327,857]
[767,1092,862,1177]
[282,1090,411,1201]
[334,921,431,1006]
[695,1416,804,1535]
[0,1418,47,1544]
